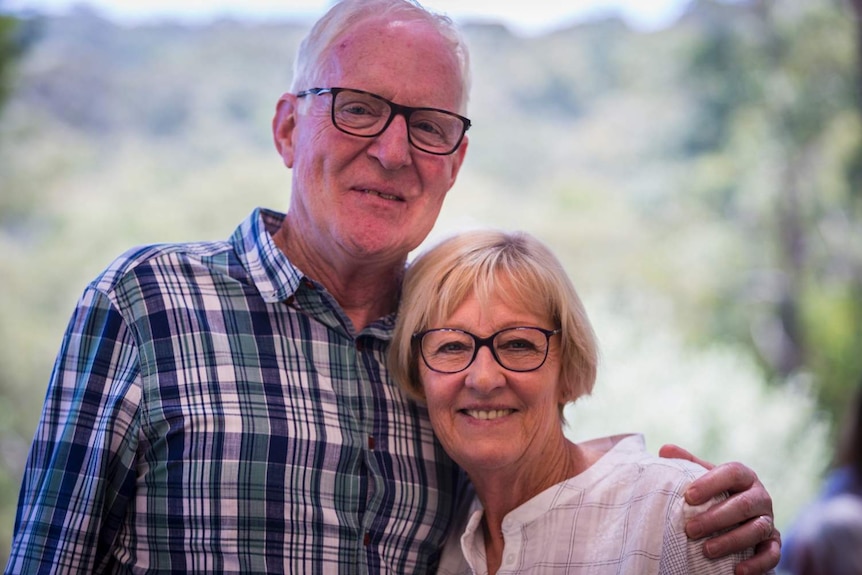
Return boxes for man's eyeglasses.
[413,326,560,374]
[296,87,471,156]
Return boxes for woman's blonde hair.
[389,230,598,411]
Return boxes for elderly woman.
[389,230,751,574]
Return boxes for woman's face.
[419,288,566,476]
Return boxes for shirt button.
[506,554,515,564]
[368,436,376,450]
[364,532,371,546]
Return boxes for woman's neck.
[472,439,600,575]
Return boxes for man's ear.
[447,135,468,189]
[272,93,298,168]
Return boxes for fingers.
[686,479,773,539]
[698,514,776,557]
[686,461,756,506]
[665,449,780,574]
[732,528,782,575]
[659,444,715,470]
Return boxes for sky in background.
[1,0,703,36]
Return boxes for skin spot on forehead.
[334,22,416,54]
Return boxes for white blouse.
[437,434,755,575]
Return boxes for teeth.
[362,189,400,201]
[465,409,513,421]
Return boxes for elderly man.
[6,1,779,573]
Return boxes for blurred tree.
[827,0,862,425]
[683,0,862,427]
[0,6,26,567]
[0,6,28,112]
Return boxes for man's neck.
[272,220,405,332]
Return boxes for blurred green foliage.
[681,0,862,426]
[0,0,858,565]
[0,12,21,109]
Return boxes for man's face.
[275,17,469,266]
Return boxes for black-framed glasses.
[296,87,471,155]
[413,326,561,374]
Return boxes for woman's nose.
[464,346,506,393]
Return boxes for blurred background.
[0,0,859,566]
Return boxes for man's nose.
[367,113,413,170]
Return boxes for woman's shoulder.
[578,433,708,480]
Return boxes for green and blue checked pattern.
[6,208,470,574]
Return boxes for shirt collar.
[230,208,397,337]
[230,207,304,304]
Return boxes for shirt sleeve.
[659,491,752,575]
[7,285,142,573]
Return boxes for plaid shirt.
[7,208,470,574]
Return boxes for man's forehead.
[320,19,464,108]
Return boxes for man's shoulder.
[91,239,235,295]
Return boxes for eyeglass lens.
[420,327,551,373]
[332,89,466,154]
